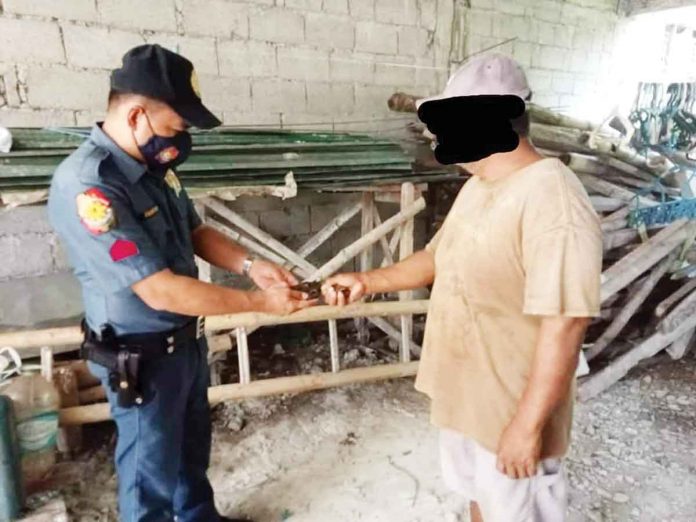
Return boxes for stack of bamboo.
[388,92,696,400]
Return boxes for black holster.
[81,324,144,408]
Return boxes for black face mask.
[417,95,525,165]
[135,113,192,174]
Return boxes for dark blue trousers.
[89,338,219,522]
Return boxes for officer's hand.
[248,259,298,290]
[321,273,368,306]
[257,286,318,315]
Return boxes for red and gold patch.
[76,188,115,235]
[155,146,180,164]
[109,239,139,262]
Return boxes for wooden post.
[579,313,696,401]
[52,367,82,456]
[356,193,375,343]
[236,327,251,385]
[399,183,416,362]
[329,320,340,373]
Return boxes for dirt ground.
[32,346,695,522]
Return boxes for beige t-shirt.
[415,158,602,458]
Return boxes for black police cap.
[111,44,221,129]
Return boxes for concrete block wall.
[0,0,454,128]
[453,0,620,120]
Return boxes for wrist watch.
[242,256,255,277]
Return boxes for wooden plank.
[660,288,696,334]
[600,219,688,302]
[578,313,696,401]
[666,328,695,360]
[655,277,696,317]
[586,254,675,361]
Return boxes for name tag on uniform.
[142,206,159,219]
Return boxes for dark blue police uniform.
[48,124,218,522]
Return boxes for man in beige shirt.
[322,54,602,521]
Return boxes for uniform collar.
[90,124,147,184]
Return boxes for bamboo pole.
[587,254,675,361]
[561,152,656,183]
[306,197,426,282]
[381,227,402,268]
[205,198,317,276]
[207,218,288,268]
[295,202,361,262]
[399,183,416,363]
[372,205,395,266]
[0,300,429,351]
[577,173,657,207]
[207,300,430,330]
[600,219,689,302]
[60,361,420,426]
[578,312,696,401]
[527,104,595,131]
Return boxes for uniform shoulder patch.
[76,187,116,234]
[110,239,139,262]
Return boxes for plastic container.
[0,373,59,492]
[0,396,23,521]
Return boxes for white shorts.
[439,429,568,522]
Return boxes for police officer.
[48,44,314,522]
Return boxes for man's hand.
[322,273,369,306]
[248,259,298,290]
[254,286,317,315]
[496,418,542,480]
